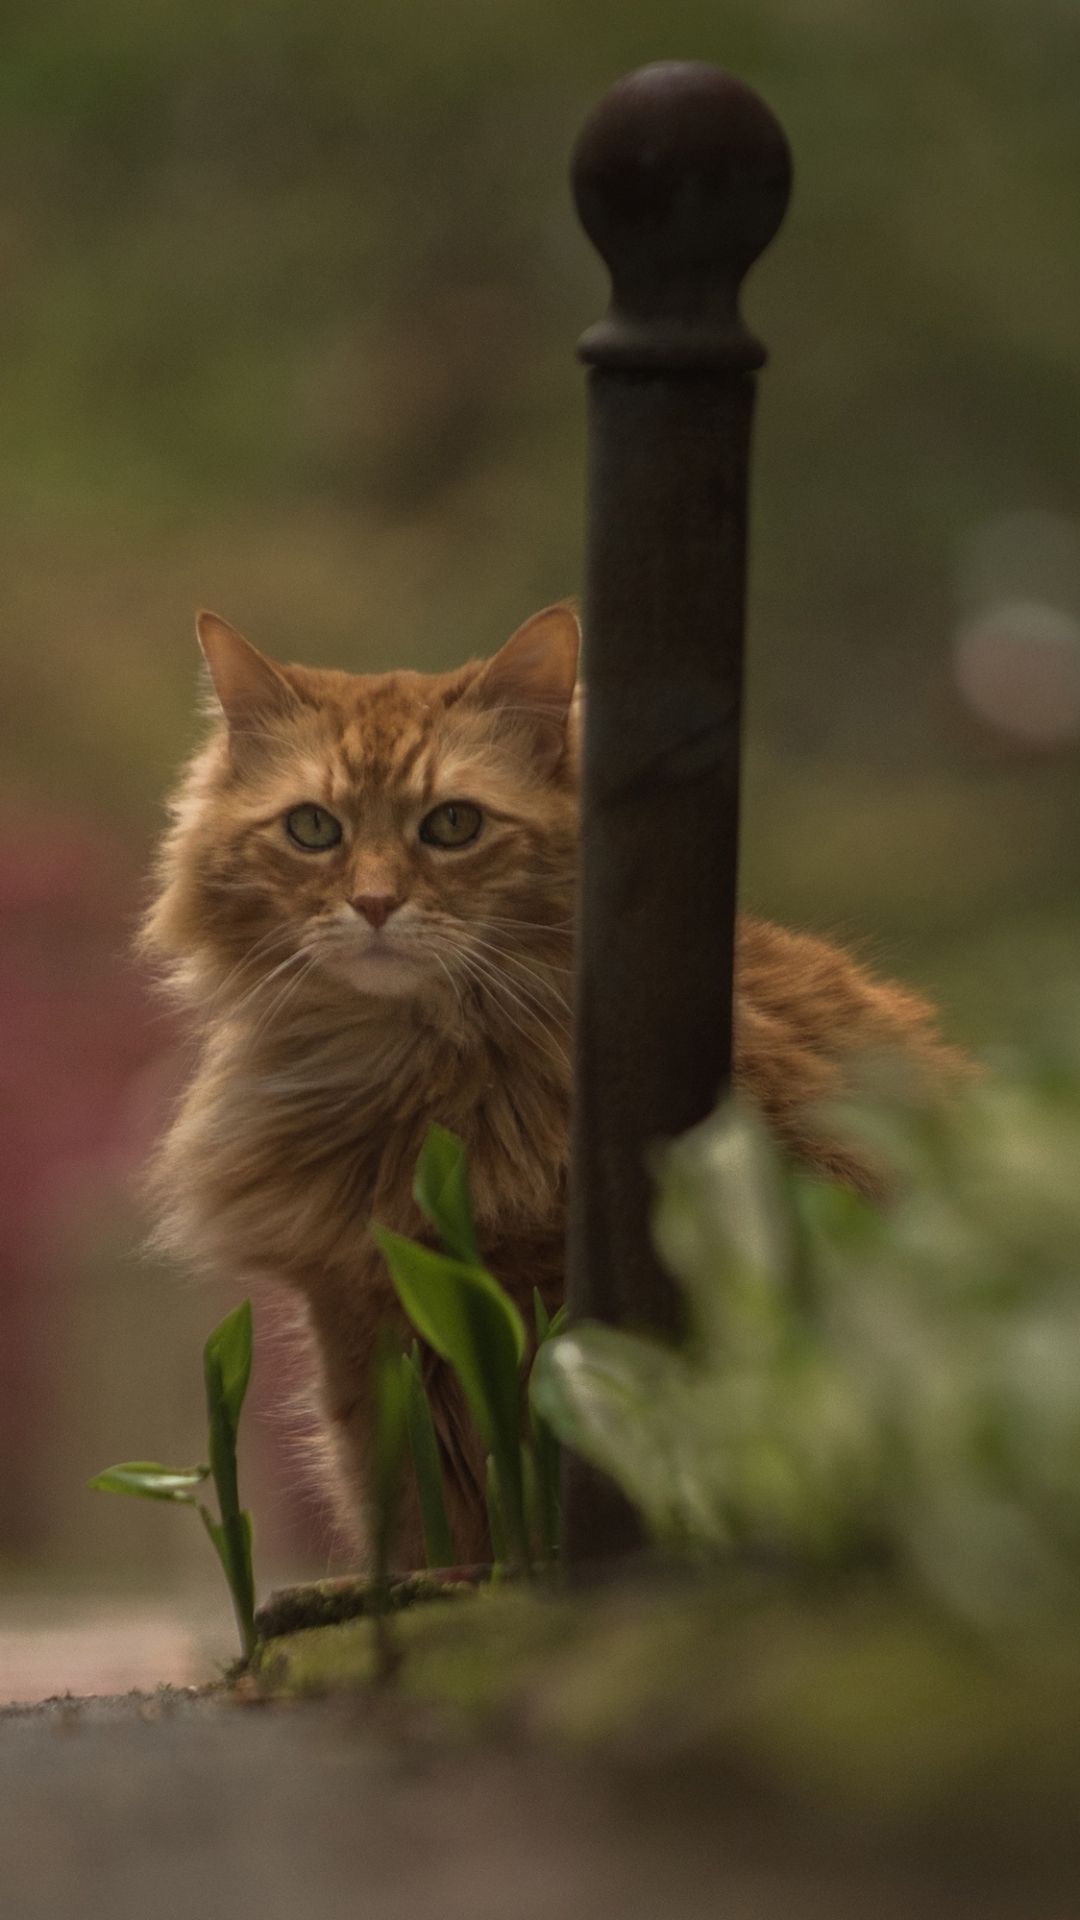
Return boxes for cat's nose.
[352,892,401,930]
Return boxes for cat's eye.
[285,804,343,851]
[419,801,482,849]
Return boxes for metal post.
[563,63,792,1565]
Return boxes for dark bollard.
[563,63,792,1566]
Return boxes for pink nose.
[352,892,401,929]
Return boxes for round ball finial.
[572,62,792,372]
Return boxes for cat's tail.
[733,913,970,1199]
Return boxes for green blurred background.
[2,0,1080,1607]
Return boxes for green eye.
[419,801,482,849]
[285,804,343,851]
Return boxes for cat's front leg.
[298,1260,491,1572]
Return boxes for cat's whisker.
[453,933,572,1021]
[429,951,467,1028]
[223,944,309,1016]
[466,931,574,990]
[452,957,556,1058]
[206,923,302,1008]
[210,945,301,1012]
[470,922,575,957]
[473,914,575,934]
[468,938,569,1007]
[469,960,571,1024]
[227,944,318,1028]
[420,917,571,1006]
[244,951,323,1043]
[447,943,571,1060]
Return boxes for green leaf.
[206,1359,241,1526]
[528,1404,560,1562]
[534,1289,567,1345]
[413,1125,480,1265]
[402,1346,455,1569]
[202,1300,258,1658]
[89,1462,210,1503]
[373,1228,527,1377]
[485,1454,508,1566]
[530,1320,873,1561]
[650,1102,791,1362]
[373,1224,529,1568]
[530,1327,708,1545]
[204,1300,253,1539]
[203,1300,253,1435]
[202,1508,225,1562]
[528,1297,563,1561]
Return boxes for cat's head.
[147,606,580,1022]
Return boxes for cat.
[143,601,960,1567]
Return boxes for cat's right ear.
[473,603,580,771]
[196,611,297,737]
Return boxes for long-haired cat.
[144,603,958,1566]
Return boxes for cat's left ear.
[473,603,580,770]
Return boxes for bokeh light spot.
[953,600,1080,746]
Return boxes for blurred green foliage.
[0,0,1077,1009]
[533,1055,1080,1623]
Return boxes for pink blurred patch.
[0,820,167,1548]
[0,818,340,1570]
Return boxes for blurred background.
[1,0,1079,1681]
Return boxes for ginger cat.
[144,603,957,1566]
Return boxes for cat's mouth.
[315,918,439,1000]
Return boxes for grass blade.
[373,1226,530,1569]
[529,1408,560,1563]
[485,1454,508,1568]
[203,1301,257,1660]
[402,1345,455,1568]
[200,1506,257,1662]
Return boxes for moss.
[251,1582,564,1710]
[253,1571,477,1640]
[251,1575,1080,1840]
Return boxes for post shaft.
[562,61,791,1568]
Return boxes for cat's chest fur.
[158,911,955,1293]
[160,993,571,1293]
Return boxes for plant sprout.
[401,1342,455,1569]
[90,1300,258,1661]
[373,1124,563,1575]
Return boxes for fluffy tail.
[734,914,968,1197]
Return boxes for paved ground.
[0,1586,241,1700]
[1,1688,1077,1920]
[0,1612,206,1701]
